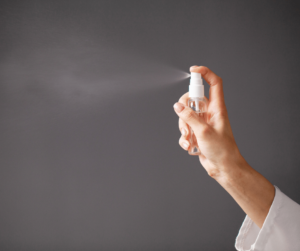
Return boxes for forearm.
[214,155,275,228]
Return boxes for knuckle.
[215,109,228,121]
[178,137,184,146]
[182,108,194,120]
[211,76,222,86]
[178,137,186,150]
[182,126,189,137]
[218,109,227,118]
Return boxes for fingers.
[178,92,189,105]
[177,92,209,136]
[190,66,225,108]
[179,135,190,151]
[174,102,208,134]
[179,118,189,137]
[178,92,190,136]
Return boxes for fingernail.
[181,128,186,136]
[190,65,199,71]
[183,143,189,149]
[173,103,184,113]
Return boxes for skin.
[173,66,275,228]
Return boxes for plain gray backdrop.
[1,1,300,250]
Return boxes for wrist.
[211,153,275,228]
[212,152,250,184]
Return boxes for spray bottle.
[188,72,208,155]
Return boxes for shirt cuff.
[235,185,281,251]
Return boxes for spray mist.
[188,72,208,155]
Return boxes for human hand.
[174,66,275,229]
[174,66,243,178]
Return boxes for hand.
[174,66,242,178]
[174,66,275,229]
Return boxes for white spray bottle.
[188,72,208,155]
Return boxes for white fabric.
[235,186,300,251]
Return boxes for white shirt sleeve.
[235,186,300,251]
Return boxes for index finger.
[190,66,225,108]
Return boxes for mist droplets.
[0,41,190,106]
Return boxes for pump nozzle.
[189,72,204,98]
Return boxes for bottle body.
[188,97,208,155]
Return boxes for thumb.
[173,102,209,136]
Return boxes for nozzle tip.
[190,72,202,79]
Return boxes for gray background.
[1,1,300,250]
